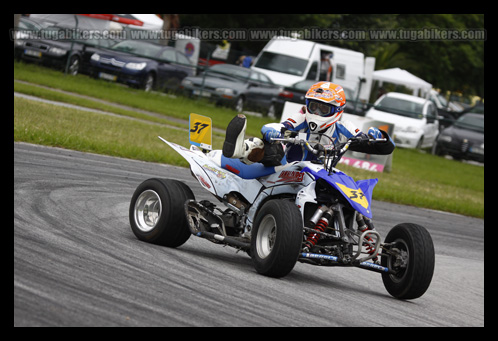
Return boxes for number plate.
[193,89,211,97]
[24,49,41,58]
[98,72,117,81]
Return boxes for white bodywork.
[160,137,316,228]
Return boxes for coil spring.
[305,218,328,249]
[360,227,377,261]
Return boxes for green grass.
[14,81,186,128]
[14,97,210,167]
[13,61,273,138]
[13,61,484,218]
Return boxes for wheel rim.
[235,98,244,112]
[144,75,154,91]
[387,239,409,283]
[256,214,277,259]
[267,104,276,118]
[69,57,79,75]
[134,190,162,232]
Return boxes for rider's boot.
[222,114,265,165]
[222,114,246,159]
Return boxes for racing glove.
[261,122,297,142]
[367,127,383,139]
[350,127,395,155]
[281,127,298,138]
[262,128,281,142]
[262,124,282,142]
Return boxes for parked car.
[180,63,281,116]
[272,79,366,118]
[428,89,464,130]
[432,113,484,163]
[75,37,121,75]
[461,101,484,115]
[14,17,120,76]
[90,40,194,91]
[366,92,439,149]
[14,17,85,75]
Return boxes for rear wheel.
[381,223,435,299]
[251,199,303,278]
[129,178,194,247]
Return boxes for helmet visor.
[307,99,345,117]
[308,101,333,116]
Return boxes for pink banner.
[338,156,385,172]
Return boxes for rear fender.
[158,136,263,203]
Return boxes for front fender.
[302,167,377,218]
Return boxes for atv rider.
[210,81,395,179]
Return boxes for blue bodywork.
[302,167,378,218]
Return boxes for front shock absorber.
[356,214,378,262]
[304,208,334,251]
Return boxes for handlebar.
[270,135,386,154]
[270,134,386,171]
[270,135,317,154]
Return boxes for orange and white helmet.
[305,82,346,132]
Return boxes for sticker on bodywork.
[189,113,212,150]
[335,182,369,209]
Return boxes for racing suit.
[213,108,395,179]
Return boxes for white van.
[251,36,375,102]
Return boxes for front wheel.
[251,199,303,278]
[235,97,244,112]
[142,73,155,92]
[67,55,80,75]
[129,178,194,247]
[381,223,435,299]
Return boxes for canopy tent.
[373,67,432,98]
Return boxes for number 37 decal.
[189,113,212,150]
[335,182,369,209]
[190,122,209,134]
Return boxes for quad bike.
[129,115,435,300]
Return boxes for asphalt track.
[14,142,484,326]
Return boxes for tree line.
[179,14,484,99]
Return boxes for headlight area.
[125,62,147,71]
[392,126,423,147]
[437,134,452,143]
[397,126,420,134]
[49,47,67,56]
[471,143,484,155]
[181,79,193,87]
[215,87,235,99]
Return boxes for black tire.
[381,223,435,299]
[129,178,194,247]
[251,199,303,278]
